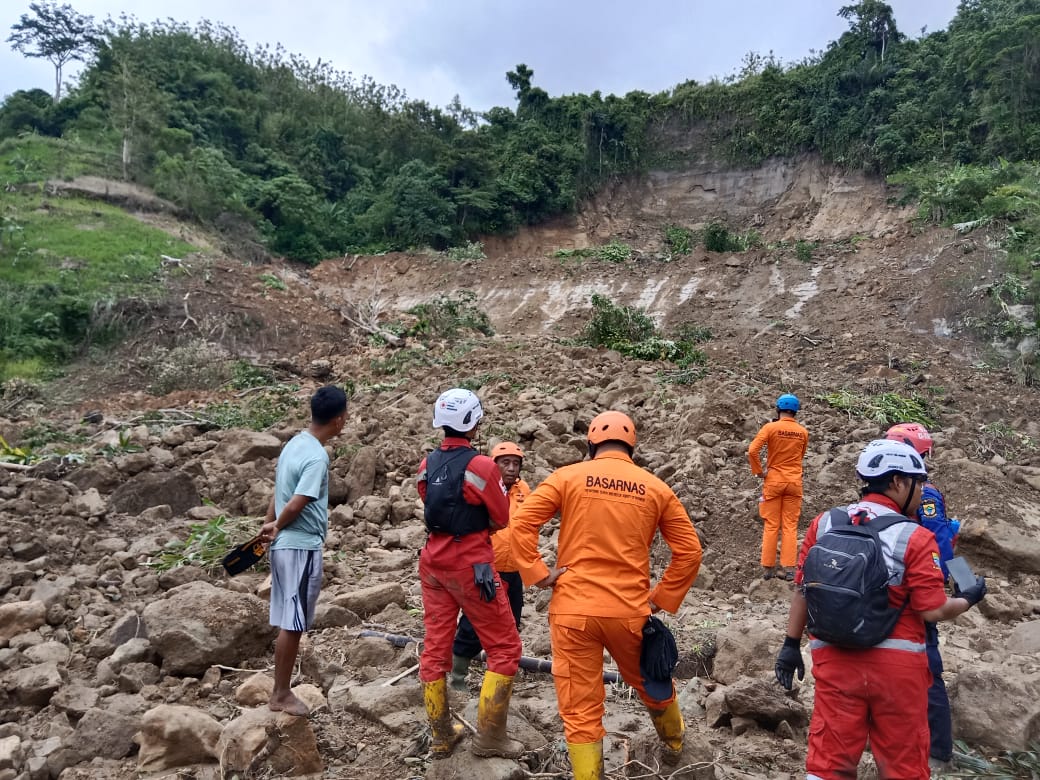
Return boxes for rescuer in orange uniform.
[417,389,524,760]
[748,393,809,580]
[510,411,703,780]
[450,441,532,690]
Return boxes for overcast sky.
[2,0,960,111]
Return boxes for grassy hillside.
[0,136,194,380]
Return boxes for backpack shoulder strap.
[824,507,851,530]
[867,513,914,534]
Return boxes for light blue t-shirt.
[270,430,329,552]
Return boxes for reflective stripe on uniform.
[465,470,487,491]
[810,637,925,653]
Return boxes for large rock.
[329,583,407,618]
[108,469,201,516]
[212,430,283,463]
[64,706,139,761]
[1006,619,1040,655]
[712,619,785,685]
[723,676,809,729]
[345,445,379,503]
[217,703,323,776]
[328,677,420,735]
[951,668,1040,750]
[136,704,222,773]
[5,661,64,707]
[0,601,46,646]
[960,504,1040,574]
[142,581,275,675]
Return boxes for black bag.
[801,508,911,649]
[640,615,678,681]
[423,447,490,536]
[221,535,267,576]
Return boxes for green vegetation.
[703,222,762,253]
[664,225,693,256]
[952,740,1040,778]
[258,273,286,291]
[404,291,494,340]
[795,240,816,263]
[146,513,264,574]
[975,421,1038,462]
[1,1,1039,378]
[819,389,936,427]
[444,241,486,261]
[890,161,1040,365]
[0,183,194,372]
[2,0,1033,268]
[582,294,710,370]
[199,386,301,430]
[553,240,634,263]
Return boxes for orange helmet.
[885,422,934,457]
[491,441,524,461]
[587,411,637,447]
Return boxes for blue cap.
[776,393,800,412]
[640,670,676,702]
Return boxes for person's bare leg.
[269,629,308,716]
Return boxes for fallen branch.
[382,663,419,687]
[358,629,620,682]
[181,292,199,330]
[339,308,404,347]
[0,461,33,472]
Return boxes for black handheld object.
[473,562,496,602]
[222,536,267,576]
[946,556,977,593]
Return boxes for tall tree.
[7,1,97,100]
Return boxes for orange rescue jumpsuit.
[510,451,702,743]
[748,417,808,568]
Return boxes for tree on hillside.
[839,1,902,62]
[7,1,98,101]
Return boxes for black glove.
[473,563,496,602]
[955,575,987,607]
[775,636,805,690]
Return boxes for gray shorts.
[269,548,323,632]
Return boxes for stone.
[330,582,407,618]
[212,430,283,463]
[6,661,64,707]
[135,704,223,773]
[142,581,275,675]
[0,602,45,647]
[217,706,323,776]
[108,470,201,516]
[712,619,785,685]
[64,706,138,761]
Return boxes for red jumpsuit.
[417,438,521,682]
[510,450,702,743]
[797,495,947,780]
[749,417,808,568]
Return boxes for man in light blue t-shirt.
[259,385,347,717]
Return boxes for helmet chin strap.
[899,476,917,516]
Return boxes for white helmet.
[855,439,927,480]
[432,388,484,432]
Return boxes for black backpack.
[423,447,490,536]
[801,508,912,649]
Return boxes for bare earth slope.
[2,155,1039,780]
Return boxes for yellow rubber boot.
[422,678,463,759]
[567,741,605,780]
[648,699,685,766]
[471,670,525,758]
